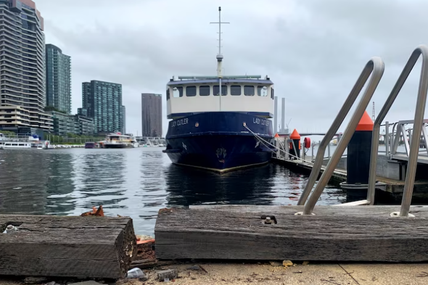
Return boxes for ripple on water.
[0,148,346,235]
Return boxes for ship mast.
[210,7,230,110]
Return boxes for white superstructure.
[166,76,274,119]
[103,133,139,148]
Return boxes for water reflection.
[165,164,276,206]
[0,150,51,214]
[136,150,168,222]
[45,152,75,214]
[0,148,346,235]
[68,150,128,213]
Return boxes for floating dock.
[271,155,428,202]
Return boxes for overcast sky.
[35,0,428,136]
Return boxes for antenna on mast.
[210,6,230,78]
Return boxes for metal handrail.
[297,57,385,211]
[367,45,428,216]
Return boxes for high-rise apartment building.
[121,105,126,134]
[45,44,71,114]
[141,93,162,137]
[0,0,52,132]
[82,80,123,134]
[49,111,94,136]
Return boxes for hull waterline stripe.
[174,161,269,173]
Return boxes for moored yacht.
[0,133,50,149]
[163,7,275,172]
[103,133,139,148]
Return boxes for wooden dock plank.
[0,215,137,279]
[155,206,428,262]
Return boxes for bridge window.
[186,86,197,97]
[244,85,255,96]
[231,85,241,96]
[199,85,210,96]
[271,88,275,99]
[172,86,183,98]
[166,89,170,100]
[213,85,227,96]
[257,86,268,97]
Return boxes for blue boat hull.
[164,112,274,172]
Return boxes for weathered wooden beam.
[0,215,137,279]
[155,205,428,262]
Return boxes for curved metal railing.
[297,57,385,214]
[367,45,428,216]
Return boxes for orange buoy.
[290,129,301,139]
[289,129,301,159]
[356,111,374,131]
[304,137,311,148]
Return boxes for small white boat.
[103,133,139,148]
[0,133,51,149]
[1,140,32,149]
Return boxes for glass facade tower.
[45,44,71,114]
[82,80,123,134]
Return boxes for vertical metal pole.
[301,140,306,160]
[385,121,390,157]
[274,96,278,134]
[422,123,428,155]
[219,78,222,111]
[367,123,380,204]
[210,7,230,111]
[327,143,331,159]
[311,142,314,160]
[218,7,222,111]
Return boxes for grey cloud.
[36,0,428,135]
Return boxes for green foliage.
[0,130,16,136]
[43,132,105,145]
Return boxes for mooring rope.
[243,125,315,165]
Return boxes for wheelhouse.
[166,75,274,119]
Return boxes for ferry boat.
[0,133,50,149]
[103,133,139,148]
[163,7,275,172]
[0,141,32,149]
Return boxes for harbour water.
[0,148,345,235]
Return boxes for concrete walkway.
[135,262,428,285]
[1,262,428,284]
